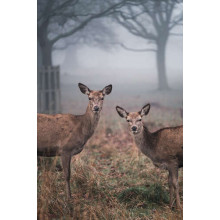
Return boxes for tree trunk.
[38,24,53,67]
[41,43,52,67]
[156,38,169,90]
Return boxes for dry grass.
[38,93,183,220]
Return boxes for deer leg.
[168,170,174,208]
[37,157,41,171]
[61,154,72,199]
[171,169,182,210]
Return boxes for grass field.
[38,88,183,219]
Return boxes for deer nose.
[131,126,137,131]
[94,106,99,112]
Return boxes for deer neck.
[133,126,156,157]
[82,104,100,136]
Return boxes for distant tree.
[54,18,117,51]
[113,0,183,90]
[37,0,126,66]
[54,18,117,72]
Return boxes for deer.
[38,83,112,199]
[116,104,183,209]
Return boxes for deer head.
[78,83,112,114]
[116,104,150,134]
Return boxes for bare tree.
[54,18,118,72]
[113,0,183,90]
[37,0,126,66]
[54,18,117,51]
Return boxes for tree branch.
[114,9,157,40]
[169,12,183,30]
[170,33,183,36]
[50,0,127,45]
[113,42,157,52]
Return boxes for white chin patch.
[132,131,138,134]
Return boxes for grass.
[38,92,183,219]
[118,184,169,206]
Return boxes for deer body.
[134,126,183,170]
[116,104,183,209]
[37,83,112,199]
[37,108,100,157]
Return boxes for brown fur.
[38,83,112,198]
[116,104,183,209]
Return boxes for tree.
[113,0,183,90]
[37,0,126,66]
[54,18,118,72]
[54,18,117,51]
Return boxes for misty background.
[37,0,183,115]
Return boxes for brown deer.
[116,104,183,209]
[38,83,112,199]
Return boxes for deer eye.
[101,97,104,100]
[127,119,131,122]
[89,97,92,100]
[137,119,142,122]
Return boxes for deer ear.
[102,84,112,95]
[116,106,128,118]
[139,104,150,117]
[78,83,90,95]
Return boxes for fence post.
[37,66,61,114]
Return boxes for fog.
[53,24,182,89]
[50,22,182,115]
[38,0,183,115]
[52,26,181,116]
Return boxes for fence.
[37,66,61,114]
